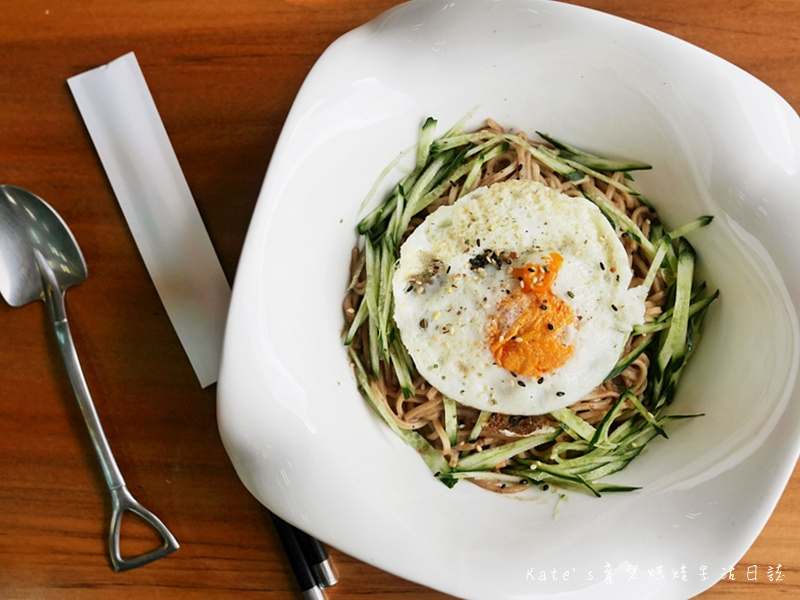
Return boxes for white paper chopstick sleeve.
[67,52,231,388]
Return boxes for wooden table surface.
[1,1,798,598]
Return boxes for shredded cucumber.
[455,427,561,471]
[443,396,459,447]
[536,131,652,173]
[549,407,596,442]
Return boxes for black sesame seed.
[476,238,481,247]
[510,371,518,377]
[540,304,548,310]
[600,261,606,270]
[556,391,565,397]
[542,484,550,491]
[547,323,554,330]
[469,253,489,270]
[537,377,544,384]
[611,304,618,311]
[567,290,575,298]
[517,380,526,387]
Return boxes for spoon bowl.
[0,184,179,571]
[0,185,87,306]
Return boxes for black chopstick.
[292,523,339,588]
[270,513,337,599]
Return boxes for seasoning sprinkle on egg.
[392,179,647,416]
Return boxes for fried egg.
[392,179,647,416]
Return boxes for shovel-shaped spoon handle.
[109,485,179,572]
[37,251,179,571]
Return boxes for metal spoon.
[0,184,179,571]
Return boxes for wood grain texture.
[0,1,797,598]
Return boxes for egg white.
[391,179,647,416]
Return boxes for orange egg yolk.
[487,252,575,378]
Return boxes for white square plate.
[218,1,800,597]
